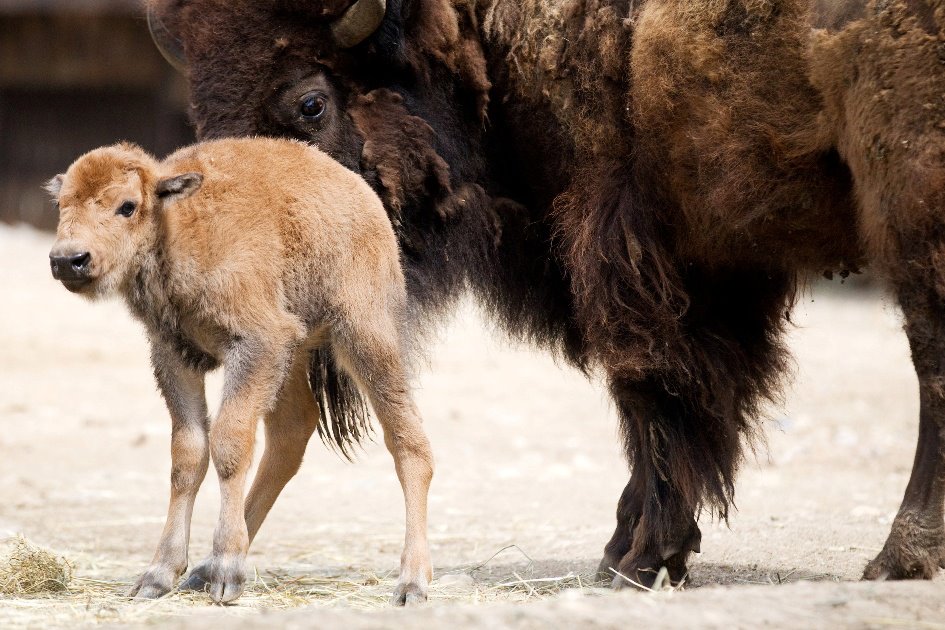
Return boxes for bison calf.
[46,138,434,605]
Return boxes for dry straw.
[0,536,74,596]
[0,541,620,627]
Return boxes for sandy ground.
[0,223,943,628]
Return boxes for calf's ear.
[44,174,64,198]
[156,172,203,204]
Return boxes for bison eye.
[116,201,137,217]
[299,92,328,122]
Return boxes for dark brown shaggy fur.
[151,0,945,587]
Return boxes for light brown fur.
[47,137,434,605]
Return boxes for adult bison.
[146,0,945,589]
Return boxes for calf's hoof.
[391,580,427,606]
[179,559,212,592]
[127,565,180,599]
[208,556,246,604]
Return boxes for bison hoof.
[179,559,212,592]
[207,555,246,604]
[610,544,696,591]
[863,550,941,581]
[864,513,945,581]
[610,560,683,591]
[127,565,180,599]
[391,581,427,606]
[596,552,624,584]
[607,525,699,590]
[863,543,945,581]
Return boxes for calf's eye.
[299,92,328,122]
[116,201,137,217]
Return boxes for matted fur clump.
[0,536,73,596]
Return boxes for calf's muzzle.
[49,250,93,291]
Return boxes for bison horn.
[147,2,187,73]
[331,0,387,49]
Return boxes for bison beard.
[151,0,945,589]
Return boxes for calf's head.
[46,143,202,298]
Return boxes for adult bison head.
[147,0,492,225]
[147,0,582,368]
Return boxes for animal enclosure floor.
[0,224,942,628]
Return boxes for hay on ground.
[0,536,73,596]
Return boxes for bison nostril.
[69,252,91,271]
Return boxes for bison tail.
[308,347,373,460]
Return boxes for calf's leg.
[334,324,433,606]
[244,353,320,540]
[181,351,318,592]
[204,331,298,603]
[129,344,209,599]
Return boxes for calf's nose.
[49,251,92,280]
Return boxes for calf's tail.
[308,347,372,460]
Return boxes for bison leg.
[596,465,644,583]
[203,330,298,604]
[181,351,318,593]
[824,7,945,579]
[602,379,705,590]
[864,279,945,580]
[333,323,433,607]
[558,159,795,588]
[129,342,209,599]
[593,267,792,589]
